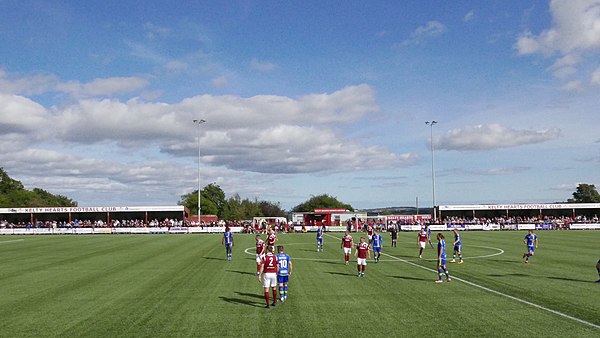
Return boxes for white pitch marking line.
[324,233,599,330]
[0,239,24,244]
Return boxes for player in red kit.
[255,235,266,276]
[367,223,374,242]
[417,228,428,258]
[341,231,354,265]
[267,229,277,247]
[258,246,279,308]
[354,237,371,277]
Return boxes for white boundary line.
[324,233,599,330]
[0,239,24,244]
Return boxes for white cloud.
[211,75,228,88]
[561,80,583,91]
[250,58,276,72]
[164,60,189,72]
[0,68,58,95]
[1,83,408,175]
[435,124,561,151]
[516,0,600,87]
[398,20,447,46]
[547,53,581,78]
[464,10,475,23]
[0,69,148,98]
[550,183,580,191]
[467,167,531,175]
[516,0,600,55]
[143,22,172,40]
[0,93,47,134]
[80,77,149,96]
[591,66,600,84]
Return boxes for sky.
[1,0,599,210]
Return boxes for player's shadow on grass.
[226,270,256,276]
[546,276,591,283]
[387,275,429,281]
[489,259,520,263]
[488,273,528,277]
[326,271,355,277]
[220,296,264,308]
[202,256,224,261]
[234,291,265,300]
[314,260,340,265]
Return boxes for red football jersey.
[262,252,278,273]
[367,226,374,235]
[342,235,353,248]
[256,239,265,254]
[267,234,277,246]
[418,231,428,242]
[356,242,369,259]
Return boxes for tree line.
[0,168,77,207]
[177,183,353,220]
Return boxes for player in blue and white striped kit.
[222,227,234,261]
[522,230,538,264]
[451,228,463,264]
[276,246,293,302]
[370,230,383,263]
[316,225,324,252]
[435,233,451,283]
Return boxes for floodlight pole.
[193,119,206,225]
[425,121,438,222]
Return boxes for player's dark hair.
[277,245,283,252]
[438,233,445,240]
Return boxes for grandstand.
[436,203,600,230]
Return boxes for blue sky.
[1,0,599,210]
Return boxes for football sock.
[264,291,270,305]
[279,286,283,297]
[444,268,449,278]
[438,269,443,280]
[272,289,277,302]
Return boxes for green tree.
[203,183,226,217]
[31,188,77,207]
[0,168,77,207]
[291,194,354,212]
[568,184,600,203]
[0,167,24,194]
[258,200,287,217]
[222,194,264,221]
[178,184,224,216]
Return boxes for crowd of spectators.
[440,215,599,229]
[1,214,598,231]
[0,218,185,229]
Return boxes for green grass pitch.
[0,231,598,337]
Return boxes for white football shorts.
[262,272,277,288]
